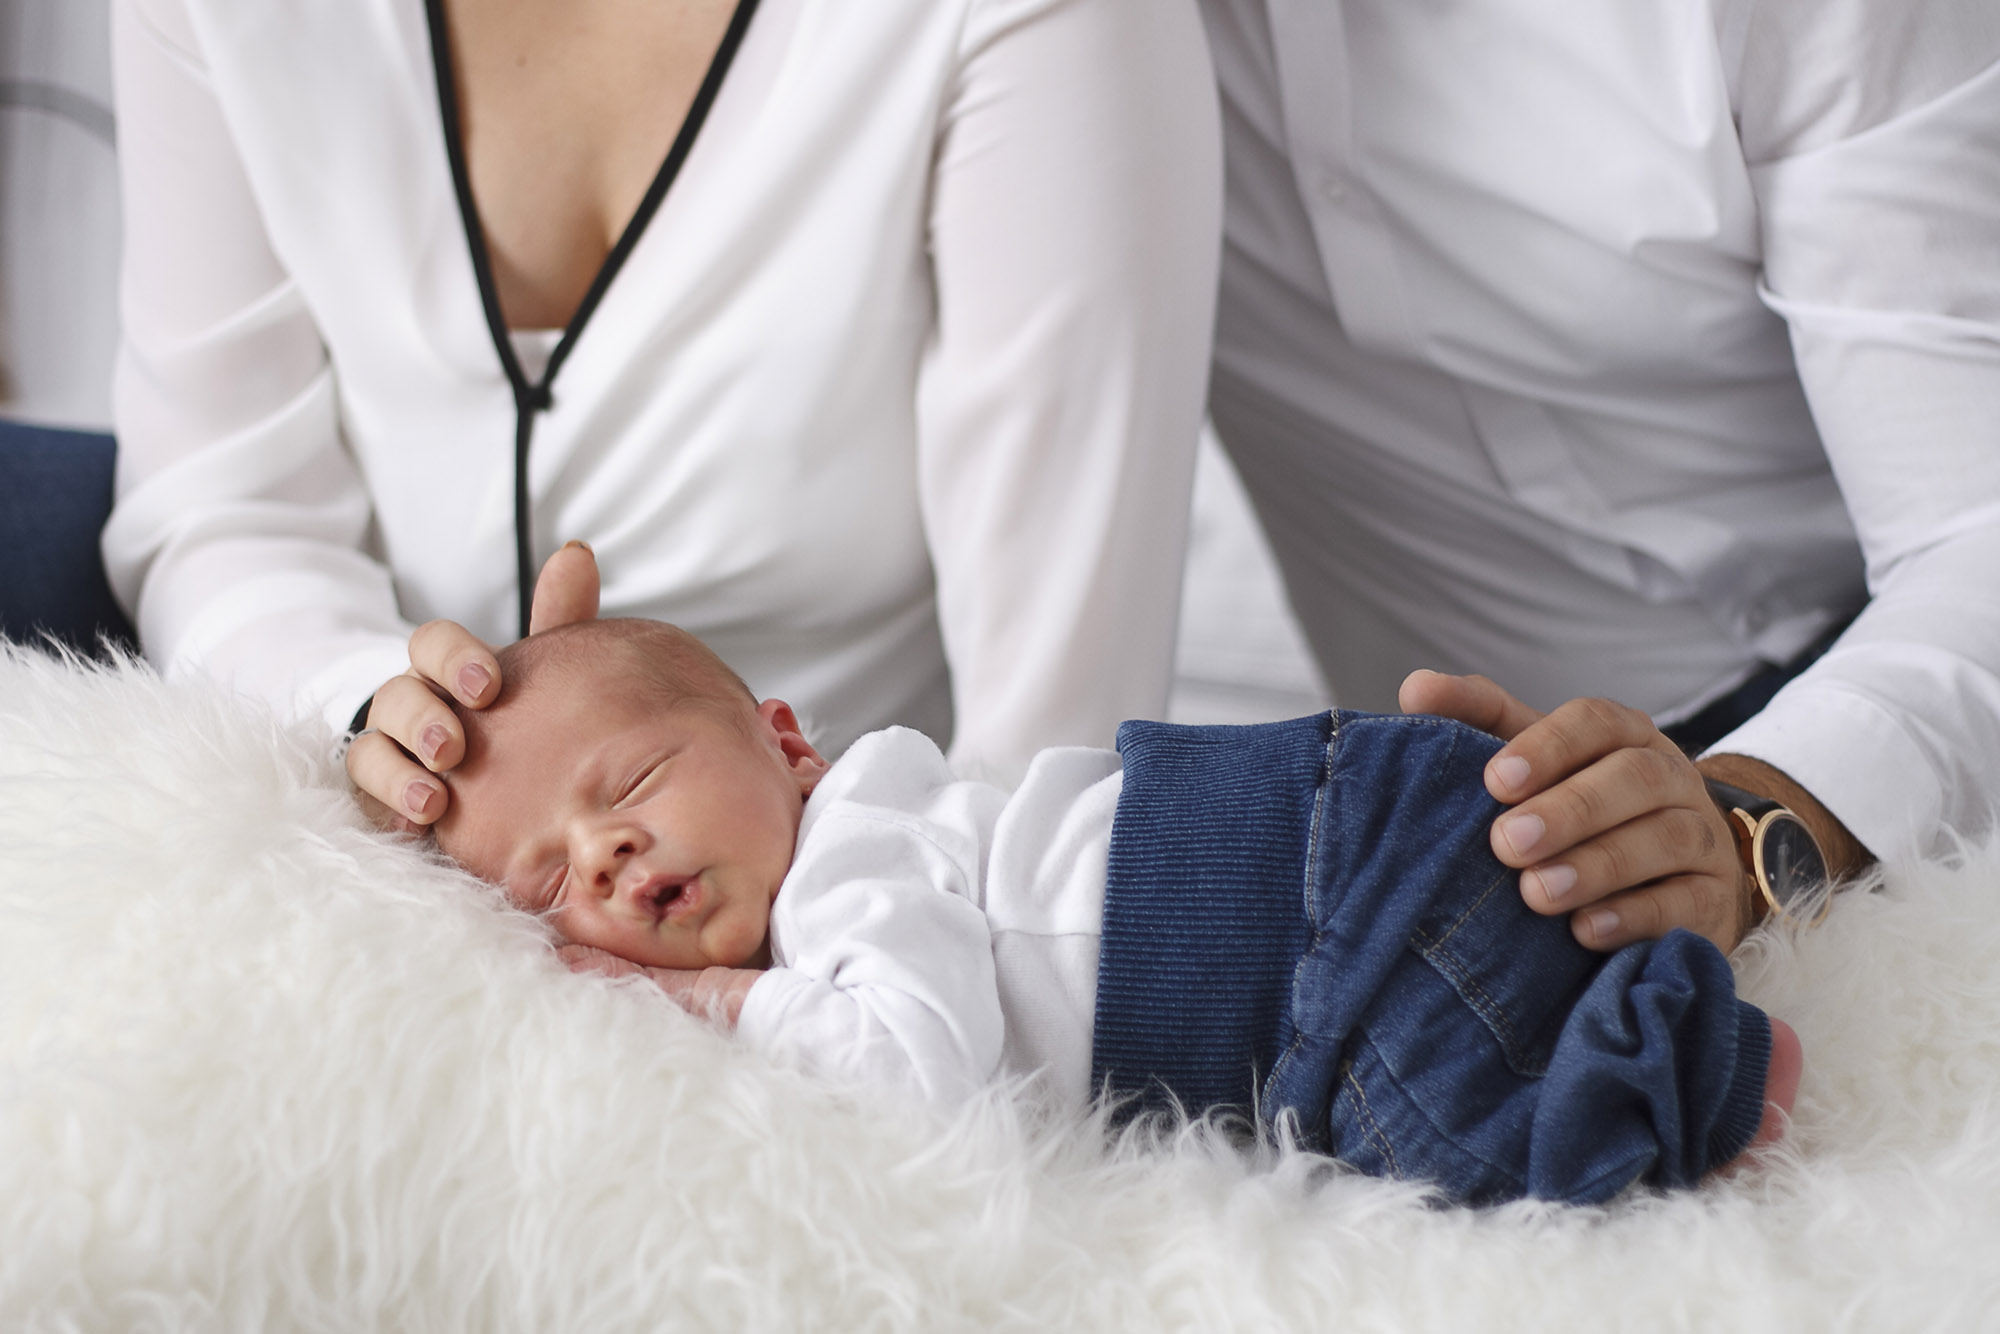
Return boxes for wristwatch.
[1704,779,1832,926]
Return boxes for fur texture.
[3,646,1998,1331]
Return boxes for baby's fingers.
[556,944,641,978]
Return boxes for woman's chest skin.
[439,0,739,331]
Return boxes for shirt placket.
[1263,0,1417,359]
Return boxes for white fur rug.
[4,646,1998,1332]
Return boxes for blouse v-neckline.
[420,0,762,633]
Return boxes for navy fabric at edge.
[0,419,135,656]
[1093,710,1772,1204]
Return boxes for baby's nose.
[574,825,644,891]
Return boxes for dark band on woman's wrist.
[347,695,376,737]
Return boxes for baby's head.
[435,619,827,969]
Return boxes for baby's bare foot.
[1747,1016,1803,1154]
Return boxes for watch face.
[1754,812,1829,908]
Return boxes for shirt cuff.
[301,640,417,739]
[1708,680,1943,868]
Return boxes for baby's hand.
[556,946,759,1028]
[555,943,647,979]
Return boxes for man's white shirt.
[1201,0,2000,863]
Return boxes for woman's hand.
[346,541,602,832]
[1399,670,1751,953]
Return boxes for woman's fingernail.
[1492,755,1531,794]
[1583,908,1620,941]
[1500,812,1545,858]
[1530,863,1578,905]
[458,663,492,701]
[405,781,438,818]
[420,723,449,764]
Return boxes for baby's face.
[436,674,825,970]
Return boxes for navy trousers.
[1091,711,1770,1205]
[0,418,134,656]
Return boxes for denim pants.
[1091,711,1771,1206]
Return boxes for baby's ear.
[756,699,828,793]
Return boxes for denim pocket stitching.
[1411,913,1546,1078]
[1337,1055,1401,1178]
[1420,857,1511,950]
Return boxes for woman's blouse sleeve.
[1717,0,2000,862]
[916,0,1222,785]
[103,0,412,733]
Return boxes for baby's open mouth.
[644,877,694,920]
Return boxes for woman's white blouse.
[103,0,1221,782]
[1201,0,2000,862]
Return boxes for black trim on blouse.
[423,0,763,636]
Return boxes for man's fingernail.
[1500,812,1545,858]
[1492,755,1531,793]
[405,781,438,818]
[1530,863,1578,904]
[420,723,449,764]
[1583,908,1620,941]
[564,539,594,555]
[458,663,492,700]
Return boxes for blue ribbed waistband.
[1089,712,1333,1118]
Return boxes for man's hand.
[557,944,760,1029]
[1400,670,1752,953]
[346,541,602,830]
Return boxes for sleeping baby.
[430,618,1802,1206]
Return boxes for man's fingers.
[1490,744,1697,867]
[1400,669,1546,743]
[345,727,448,826]
[1482,695,1664,802]
[407,619,501,708]
[1517,804,1726,915]
[1563,874,1737,954]
[529,540,601,635]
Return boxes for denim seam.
[1357,1035,1527,1199]
[1261,720,1343,1116]
[1338,1056,1401,1178]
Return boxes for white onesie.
[737,727,1121,1107]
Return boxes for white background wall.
[0,0,1327,720]
[1,0,119,429]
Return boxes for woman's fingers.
[347,624,496,829]
[366,671,468,771]
[407,619,501,709]
[529,540,601,634]
[345,724,449,826]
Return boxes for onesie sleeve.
[915,0,1222,785]
[738,807,1005,1110]
[103,0,412,732]
[1717,0,2000,862]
